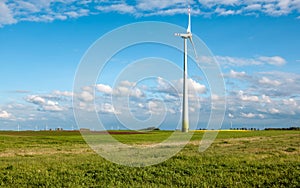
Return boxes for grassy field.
[0,130,299,187]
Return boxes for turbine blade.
[187,7,191,33]
[189,37,199,61]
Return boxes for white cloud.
[261,94,272,103]
[26,95,46,104]
[98,103,119,114]
[119,80,136,87]
[253,71,300,97]
[215,7,236,16]
[239,112,265,119]
[259,77,281,86]
[200,0,239,7]
[0,110,12,119]
[43,100,63,111]
[229,69,246,78]
[26,95,64,112]
[0,0,90,26]
[137,0,186,11]
[187,78,206,94]
[144,8,193,16]
[147,100,165,115]
[200,0,299,16]
[241,112,256,118]
[244,4,262,11]
[113,86,144,98]
[93,81,144,99]
[78,91,94,102]
[211,94,221,101]
[217,55,287,67]
[53,90,73,97]
[96,84,113,95]
[65,9,89,18]
[0,0,300,27]
[157,77,206,98]
[238,90,259,102]
[216,56,262,66]
[0,1,16,26]
[258,56,286,66]
[96,3,135,14]
[269,108,280,114]
[283,98,297,107]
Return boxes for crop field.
[0,130,299,187]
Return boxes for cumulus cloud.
[113,86,145,98]
[253,71,300,97]
[244,4,262,11]
[200,0,300,16]
[82,77,204,117]
[26,95,46,104]
[157,77,206,95]
[43,101,64,111]
[216,55,287,67]
[224,67,300,124]
[26,95,64,112]
[215,7,236,16]
[0,110,12,119]
[241,112,256,118]
[238,112,265,119]
[96,84,113,95]
[96,81,145,98]
[187,78,206,94]
[228,69,246,78]
[283,98,297,107]
[0,1,16,26]
[1,0,300,26]
[137,0,186,11]
[258,56,286,66]
[1,0,89,26]
[238,90,259,102]
[98,103,119,114]
[53,90,73,97]
[269,108,280,114]
[96,3,135,14]
[259,77,281,86]
[200,0,239,7]
[78,91,94,102]
[261,94,272,103]
[216,56,262,66]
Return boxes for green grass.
[0,130,299,187]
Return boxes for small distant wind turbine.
[175,7,198,133]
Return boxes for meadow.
[0,130,299,187]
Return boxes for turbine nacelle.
[174,32,198,60]
[174,33,192,39]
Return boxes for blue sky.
[0,0,300,130]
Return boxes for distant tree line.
[197,128,259,131]
[197,127,300,131]
[264,127,300,131]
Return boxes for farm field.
[0,130,299,187]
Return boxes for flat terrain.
[0,130,299,187]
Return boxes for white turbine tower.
[175,7,198,133]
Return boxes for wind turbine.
[175,7,198,133]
